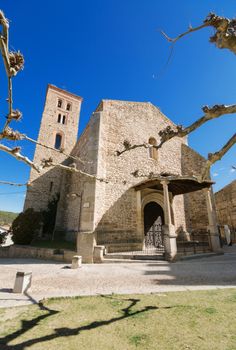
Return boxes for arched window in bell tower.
[57,99,62,108]
[66,102,71,111]
[55,133,62,149]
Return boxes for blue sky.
[0,0,235,212]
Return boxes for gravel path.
[0,245,236,308]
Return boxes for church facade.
[24,85,221,262]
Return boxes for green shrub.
[11,209,43,245]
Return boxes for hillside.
[0,211,18,225]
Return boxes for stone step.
[104,253,164,261]
[178,249,211,254]
[102,258,164,264]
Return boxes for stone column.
[162,180,172,225]
[136,190,144,250]
[77,231,96,263]
[160,180,177,261]
[205,188,222,252]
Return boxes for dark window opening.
[55,133,62,149]
[57,99,62,108]
[62,115,66,124]
[57,114,61,123]
[49,181,53,192]
[66,103,71,111]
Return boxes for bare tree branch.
[0,10,24,136]
[202,133,236,179]
[158,104,236,146]
[162,13,236,54]
[0,10,24,77]
[41,157,108,183]
[0,180,30,187]
[0,143,41,172]
[116,141,150,156]
[24,135,87,164]
[117,104,236,156]
[0,126,24,141]
[0,138,105,181]
[0,125,88,165]
[0,127,88,165]
[0,139,103,182]
[161,22,210,44]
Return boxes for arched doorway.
[144,201,164,252]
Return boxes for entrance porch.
[133,174,222,260]
[102,175,222,262]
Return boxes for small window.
[66,103,71,111]
[148,137,158,160]
[62,115,66,124]
[55,133,62,149]
[57,99,62,108]
[49,181,53,192]
[57,114,61,123]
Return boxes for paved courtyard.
[0,245,236,308]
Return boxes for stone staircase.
[103,250,165,263]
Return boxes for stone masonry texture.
[215,180,236,227]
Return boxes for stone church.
[24,84,221,262]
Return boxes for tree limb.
[117,104,236,155]
[0,128,88,165]
[0,143,41,172]
[161,22,210,44]
[0,180,30,187]
[24,135,87,164]
[0,142,104,182]
[0,10,24,77]
[116,142,150,156]
[202,133,236,179]
[162,13,236,54]
[158,104,236,146]
[41,157,108,183]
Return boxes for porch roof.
[134,175,214,196]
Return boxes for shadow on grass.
[0,294,168,349]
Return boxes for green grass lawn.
[0,289,236,350]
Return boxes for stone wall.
[96,188,141,250]
[181,144,209,231]
[55,112,101,235]
[0,245,75,263]
[215,180,236,227]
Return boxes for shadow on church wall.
[181,144,209,233]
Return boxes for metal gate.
[145,216,163,248]
[144,202,164,254]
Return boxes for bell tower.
[24,84,83,211]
